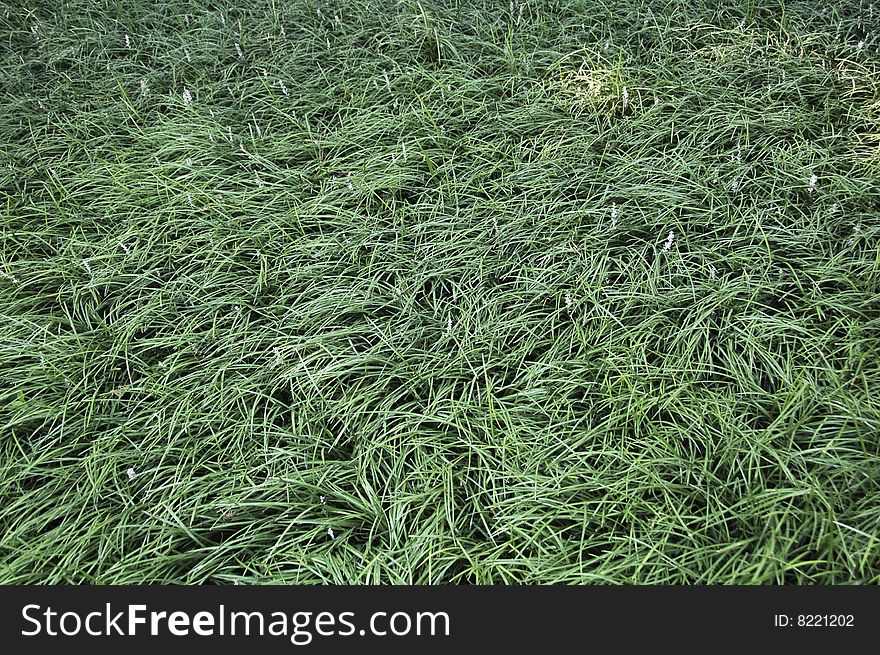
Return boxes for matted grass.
[1,0,878,584]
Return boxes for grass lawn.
[1,0,878,584]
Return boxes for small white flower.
[184,48,191,62]
[662,230,675,251]
[0,270,20,284]
[182,88,193,105]
[184,13,190,26]
[739,19,746,29]
[235,42,243,59]
[139,78,149,96]
[446,315,453,334]
[279,79,289,96]
[219,13,226,26]
[565,292,573,309]
[124,33,131,49]
[709,264,717,280]
[126,468,137,480]
[185,157,193,166]
[809,173,818,191]
[327,527,335,539]
[622,87,629,106]
[610,202,618,227]
[857,41,865,52]
[320,495,326,505]
[280,24,286,38]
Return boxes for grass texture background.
[1,0,879,583]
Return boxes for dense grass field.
[1,0,878,584]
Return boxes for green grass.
[1,0,878,584]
